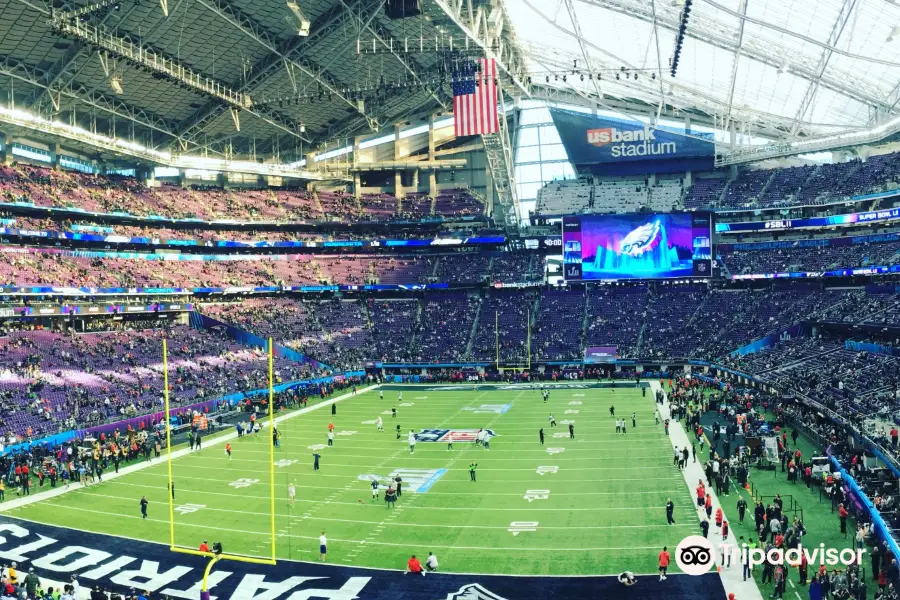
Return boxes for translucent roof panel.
[505,0,900,140]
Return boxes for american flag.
[453,58,499,137]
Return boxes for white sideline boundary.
[0,385,379,513]
[650,381,764,600]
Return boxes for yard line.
[166,459,681,470]
[6,504,680,553]
[195,451,673,462]
[64,488,694,530]
[43,485,672,511]
[105,478,687,499]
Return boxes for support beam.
[336,0,447,111]
[526,39,853,139]
[482,93,519,232]
[49,16,309,143]
[790,0,859,135]
[175,0,379,143]
[562,0,603,100]
[431,0,531,97]
[580,0,885,112]
[23,0,144,111]
[0,53,189,148]
[193,0,380,129]
[723,0,748,125]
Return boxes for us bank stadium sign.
[550,108,715,175]
[0,518,725,600]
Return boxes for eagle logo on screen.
[619,220,661,257]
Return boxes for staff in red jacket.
[839,503,849,537]
[405,555,424,576]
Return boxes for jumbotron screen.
[562,212,712,281]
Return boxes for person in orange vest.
[328,422,335,433]
[199,540,210,553]
[225,443,232,460]
[715,507,723,528]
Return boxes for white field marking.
[177,451,673,463]
[398,403,414,407]
[10,506,695,577]
[274,459,298,467]
[561,420,575,425]
[45,490,692,539]
[308,444,328,450]
[546,447,565,454]
[573,394,585,397]
[227,478,259,489]
[174,503,205,515]
[569,401,582,405]
[382,410,393,415]
[536,466,558,475]
[229,437,670,447]
[343,392,506,562]
[334,430,357,436]
[414,396,428,400]
[361,420,377,425]
[552,432,569,438]
[565,410,579,414]
[523,490,550,502]
[108,478,683,500]
[508,521,538,536]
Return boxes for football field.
[6,384,697,575]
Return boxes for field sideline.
[5,384,697,576]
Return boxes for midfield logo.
[413,429,497,442]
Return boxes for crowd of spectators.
[0,318,314,442]
[0,165,484,223]
[719,239,900,275]
[0,247,541,288]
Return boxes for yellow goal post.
[161,336,278,594]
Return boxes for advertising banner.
[716,208,900,233]
[584,346,617,363]
[550,108,715,175]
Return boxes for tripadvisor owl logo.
[675,535,714,575]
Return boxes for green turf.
[7,385,697,575]
[726,424,869,595]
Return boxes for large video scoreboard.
[562,212,713,281]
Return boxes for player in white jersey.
[288,482,296,508]
[376,416,383,431]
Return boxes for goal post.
[162,336,278,583]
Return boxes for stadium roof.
[0,0,451,158]
[510,0,900,141]
[1,0,898,163]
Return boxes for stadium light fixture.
[888,26,900,42]
[110,76,124,95]
[287,1,311,36]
